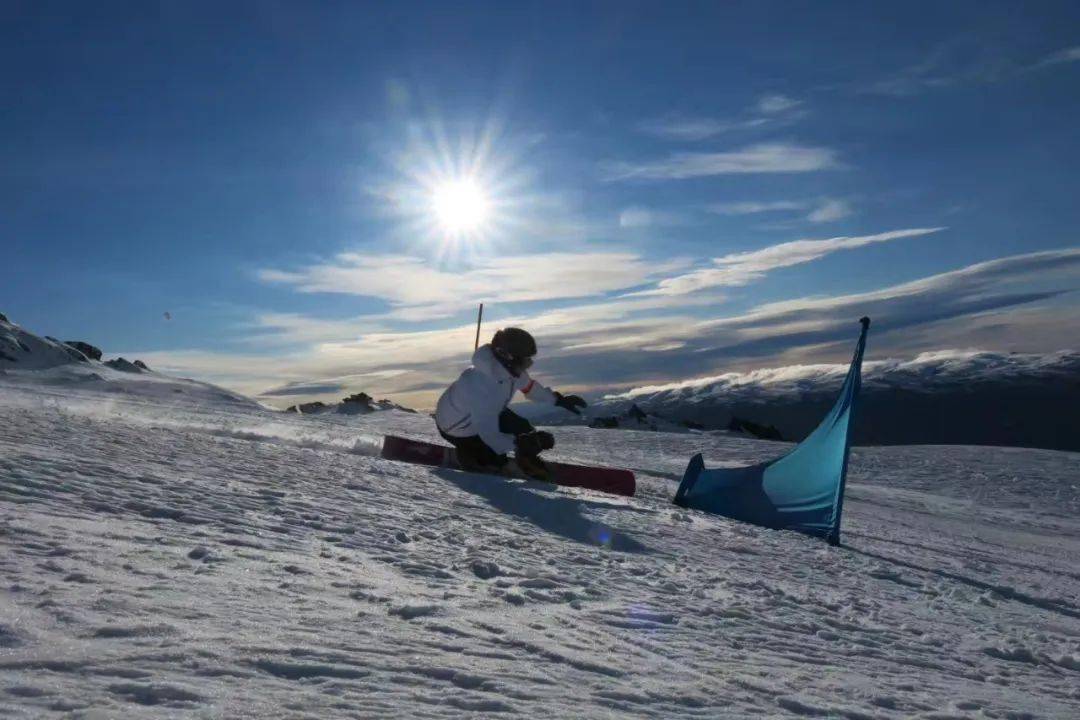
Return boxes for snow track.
[1,381,1079,718]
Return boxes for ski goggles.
[495,347,534,369]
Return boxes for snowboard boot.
[457,452,512,477]
[514,453,552,481]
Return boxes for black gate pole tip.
[859,316,871,329]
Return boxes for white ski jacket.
[435,344,557,454]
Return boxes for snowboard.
[380,435,636,497]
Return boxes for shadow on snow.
[435,469,651,554]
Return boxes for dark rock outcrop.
[376,398,416,413]
[727,417,785,441]
[587,404,685,432]
[105,358,147,373]
[46,336,89,363]
[340,392,376,414]
[287,391,416,416]
[286,401,329,414]
[65,341,103,361]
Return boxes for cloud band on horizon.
[124,246,1080,408]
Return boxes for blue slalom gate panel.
[674,318,870,545]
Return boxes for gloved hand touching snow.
[515,430,555,457]
[554,392,587,415]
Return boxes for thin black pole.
[474,303,484,350]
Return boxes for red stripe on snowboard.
[380,435,635,497]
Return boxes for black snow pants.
[439,408,535,468]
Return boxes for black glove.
[515,430,555,457]
[554,392,587,415]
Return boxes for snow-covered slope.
[0,313,260,410]
[1,376,1078,718]
[595,350,1080,451]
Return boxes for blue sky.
[3,1,1079,408]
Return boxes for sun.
[431,177,491,236]
[379,113,535,260]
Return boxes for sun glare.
[382,114,532,260]
[431,178,490,235]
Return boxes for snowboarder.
[435,327,587,479]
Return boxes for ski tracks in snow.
[1,388,1079,718]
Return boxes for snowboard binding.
[458,453,514,477]
[514,453,552,481]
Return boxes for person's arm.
[517,371,557,404]
[518,372,587,414]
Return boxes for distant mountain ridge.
[286,392,417,416]
[586,403,700,434]
[6,310,1077,450]
[594,349,1080,452]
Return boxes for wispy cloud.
[744,247,1079,322]
[259,369,408,398]
[756,94,803,114]
[243,313,381,346]
[864,40,1080,97]
[866,61,962,97]
[259,251,689,318]
[1032,46,1080,69]
[602,143,839,181]
[708,200,807,216]
[536,247,1080,386]
[259,382,348,398]
[708,197,853,223]
[638,94,804,141]
[633,227,939,297]
[862,37,1012,97]
[637,115,766,141]
[618,207,691,228]
[806,199,852,223]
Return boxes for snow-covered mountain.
[594,349,1080,451]
[0,311,97,369]
[0,312,260,409]
[2,363,1079,718]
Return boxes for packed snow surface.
[2,371,1079,718]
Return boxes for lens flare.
[431,178,491,235]
[373,109,540,263]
